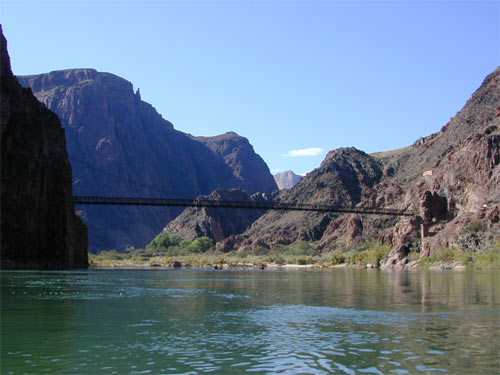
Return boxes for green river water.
[1,268,499,374]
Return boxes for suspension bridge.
[70,157,411,217]
[73,196,412,216]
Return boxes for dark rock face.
[1,27,88,269]
[18,70,277,251]
[162,187,271,243]
[274,170,302,190]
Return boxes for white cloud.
[283,147,323,157]
[271,168,282,174]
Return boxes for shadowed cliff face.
[18,70,277,251]
[1,27,88,269]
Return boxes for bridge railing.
[73,196,412,216]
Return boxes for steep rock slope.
[1,27,88,269]
[274,170,302,190]
[162,188,271,243]
[18,70,277,251]
[392,124,500,256]
[373,67,500,184]
[220,148,385,250]
[221,67,500,254]
[193,132,278,194]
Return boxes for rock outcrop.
[219,147,385,251]
[396,124,500,257]
[161,187,271,243]
[274,170,302,190]
[1,27,88,269]
[18,70,277,251]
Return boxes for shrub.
[343,244,390,266]
[420,247,459,267]
[185,255,210,266]
[329,251,346,265]
[147,232,181,250]
[297,256,314,265]
[214,257,225,265]
[252,247,270,256]
[285,241,320,256]
[186,236,213,253]
[364,244,391,266]
[131,255,148,262]
[237,249,251,258]
[96,250,124,261]
[474,246,500,268]
[434,247,456,262]
[265,254,286,265]
[346,251,368,265]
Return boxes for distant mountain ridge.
[274,170,302,190]
[18,69,277,251]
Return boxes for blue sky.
[2,0,499,176]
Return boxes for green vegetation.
[90,238,395,269]
[347,244,391,266]
[145,232,215,255]
[147,232,181,250]
[88,234,499,270]
[329,251,346,266]
[419,242,500,269]
[185,237,213,253]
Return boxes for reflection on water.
[1,269,499,374]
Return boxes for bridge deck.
[73,196,412,216]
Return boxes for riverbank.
[88,238,499,270]
[89,236,500,270]
[88,253,498,270]
[89,255,324,270]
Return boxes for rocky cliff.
[194,132,278,195]
[220,147,386,250]
[219,67,500,257]
[274,170,302,190]
[1,27,88,269]
[373,67,500,184]
[17,70,277,251]
[162,188,271,243]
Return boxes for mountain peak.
[274,170,302,190]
